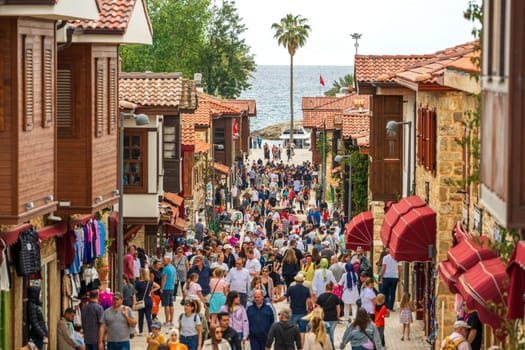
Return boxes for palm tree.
[324,74,354,97]
[272,14,311,145]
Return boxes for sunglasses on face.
[215,331,223,335]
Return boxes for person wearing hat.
[440,320,472,350]
[273,273,311,344]
[223,244,236,270]
[147,321,166,350]
[320,241,334,261]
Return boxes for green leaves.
[324,74,354,97]
[120,0,255,99]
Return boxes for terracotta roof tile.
[342,113,370,139]
[181,100,211,126]
[225,100,257,116]
[164,192,183,206]
[213,162,230,174]
[302,97,338,109]
[119,73,185,108]
[390,41,479,88]
[181,123,195,145]
[70,0,152,35]
[198,92,241,116]
[302,94,370,131]
[195,139,211,154]
[357,135,369,148]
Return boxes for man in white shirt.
[251,187,259,206]
[226,258,251,306]
[440,320,472,350]
[381,248,402,311]
[244,250,261,281]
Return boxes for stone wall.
[414,90,478,339]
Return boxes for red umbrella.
[380,196,436,262]
[457,257,508,337]
[345,211,374,251]
[506,241,525,320]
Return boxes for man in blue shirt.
[247,290,275,350]
[188,255,212,296]
[160,255,176,326]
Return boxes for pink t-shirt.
[123,254,134,279]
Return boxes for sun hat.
[224,244,233,250]
[152,321,162,329]
[453,320,471,329]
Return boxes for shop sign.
[473,205,483,234]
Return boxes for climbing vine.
[335,146,368,217]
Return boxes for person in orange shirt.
[374,293,390,347]
[167,328,189,350]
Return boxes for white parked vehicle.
[279,127,311,149]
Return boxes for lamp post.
[386,119,413,293]
[334,154,353,223]
[117,112,150,292]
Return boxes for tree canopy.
[120,0,255,99]
[324,74,354,96]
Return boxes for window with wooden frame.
[123,130,148,193]
[95,58,105,138]
[416,106,437,172]
[163,121,179,159]
[23,36,34,132]
[42,37,53,128]
[214,128,225,149]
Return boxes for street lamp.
[386,119,413,293]
[334,154,352,222]
[117,112,150,292]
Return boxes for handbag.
[360,327,376,350]
[135,281,150,310]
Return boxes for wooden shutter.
[421,107,428,167]
[23,36,34,131]
[416,107,423,165]
[428,109,437,173]
[424,109,431,170]
[95,58,105,138]
[57,68,73,134]
[108,59,117,134]
[42,37,53,128]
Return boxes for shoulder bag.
[360,327,376,350]
[135,281,150,310]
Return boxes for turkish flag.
[320,75,325,87]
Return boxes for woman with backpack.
[179,300,203,350]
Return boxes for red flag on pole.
[320,75,325,87]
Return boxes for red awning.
[447,236,497,271]
[507,241,525,320]
[437,260,460,294]
[457,257,508,335]
[38,222,68,241]
[452,221,472,245]
[0,223,32,247]
[380,196,436,262]
[345,211,374,251]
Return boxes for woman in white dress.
[312,258,337,298]
[339,263,360,321]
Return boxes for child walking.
[399,293,415,341]
[374,293,389,347]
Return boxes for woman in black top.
[135,268,160,335]
[281,249,301,287]
[315,282,340,350]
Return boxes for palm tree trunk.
[289,54,294,145]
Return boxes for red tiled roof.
[302,94,370,131]
[70,0,152,35]
[181,100,211,126]
[181,123,195,145]
[390,42,479,88]
[195,139,211,154]
[119,73,185,108]
[302,96,338,110]
[225,100,257,116]
[342,114,370,139]
[213,162,230,174]
[198,92,241,116]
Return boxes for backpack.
[442,336,465,350]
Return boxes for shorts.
[161,290,174,306]
[291,313,307,333]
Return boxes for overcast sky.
[234,0,479,66]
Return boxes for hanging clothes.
[97,220,107,256]
[0,239,10,291]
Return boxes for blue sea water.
[240,65,353,131]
